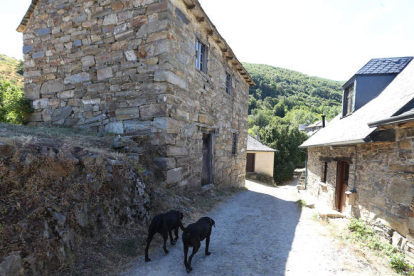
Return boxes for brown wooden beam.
[196,16,205,22]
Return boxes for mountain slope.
[243,63,343,118]
[0,54,24,86]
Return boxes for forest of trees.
[243,63,344,182]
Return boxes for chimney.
[322,114,326,128]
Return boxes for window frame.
[225,72,232,95]
[342,82,355,117]
[195,38,208,73]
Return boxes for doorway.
[202,133,213,186]
[246,153,255,172]
[336,161,350,213]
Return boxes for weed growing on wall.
[346,219,412,275]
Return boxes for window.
[343,83,355,117]
[322,162,328,183]
[226,72,232,95]
[232,133,238,155]
[196,40,207,72]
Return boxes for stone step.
[318,209,346,218]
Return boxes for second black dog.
[145,210,185,262]
[182,217,215,273]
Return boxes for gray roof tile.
[247,135,277,152]
[356,57,412,75]
[300,58,414,148]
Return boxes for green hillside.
[243,63,344,182]
[244,63,343,121]
[0,54,24,87]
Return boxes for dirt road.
[122,180,385,276]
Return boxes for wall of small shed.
[306,123,414,259]
[247,151,274,177]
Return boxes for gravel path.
[122,180,383,276]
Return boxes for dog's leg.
[161,230,169,254]
[169,229,176,245]
[174,227,179,241]
[186,242,200,273]
[205,236,211,255]
[145,230,156,262]
[184,243,189,269]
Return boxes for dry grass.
[0,123,119,156]
[312,214,400,276]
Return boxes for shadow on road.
[123,180,302,276]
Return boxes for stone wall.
[306,123,414,259]
[160,0,249,187]
[21,0,250,188]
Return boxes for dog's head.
[209,218,215,228]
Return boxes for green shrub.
[0,79,31,124]
[348,218,373,239]
[389,254,412,274]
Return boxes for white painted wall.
[248,151,275,177]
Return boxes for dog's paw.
[145,258,151,262]
[186,267,192,273]
[164,249,169,254]
[171,240,176,246]
[205,252,211,256]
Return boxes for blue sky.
[2,0,414,80]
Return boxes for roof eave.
[247,149,277,152]
[299,139,366,149]
[368,113,414,128]
[17,0,38,33]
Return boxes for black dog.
[145,210,185,262]
[182,217,215,273]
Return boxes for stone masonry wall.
[21,0,250,188]
[306,124,414,259]
[159,0,249,187]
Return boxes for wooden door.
[202,134,212,186]
[336,161,350,213]
[246,153,255,172]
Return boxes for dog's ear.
[179,211,184,220]
[210,218,215,227]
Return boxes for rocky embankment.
[0,124,155,275]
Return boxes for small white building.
[246,135,277,177]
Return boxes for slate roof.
[300,57,414,148]
[356,57,413,75]
[247,136,277,152]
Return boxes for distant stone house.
[246,135,276,178]
[300,57,414,259]
[17,0,254,188]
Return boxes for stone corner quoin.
[20,0,250,188]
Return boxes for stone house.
[17,0,254,188]
[300,57,414,259]
[246,135,276,178]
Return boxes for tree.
[261,125,308,182]
[0,80,31,124]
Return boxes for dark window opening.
[196,40,207,72]
[323,162,328,183]
[226,73,232,95]
[232,133,238,155]
[343,83,355,117]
